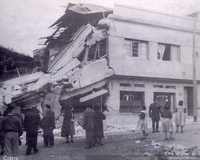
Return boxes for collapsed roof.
[1,3,114,112]
[45,3,112,48]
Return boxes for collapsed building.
[1,3,113,118]
[1,3,200,124]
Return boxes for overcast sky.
[0,0,200,57]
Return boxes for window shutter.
[171,45,179,61]
[132,41,139,57]
[140,42,148,59]
[125,40,132,56]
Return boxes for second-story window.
[157,43,180,61]
[125,39,148,59]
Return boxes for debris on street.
[151,141,163,149]
[157,143,200,156]
[135,140,141,144]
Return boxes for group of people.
[59,103,106,150]
[82,104,106,149]
[0,99,187,158]
[0,103,56,157]
[0,102,107,158]
[137,99,187,140]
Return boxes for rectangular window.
[125,39,148,59]
[88,45,96,61]
[87,39,107,61]
[157,43,180,61]
[134,84,145,88]
[120,83,131,87]
[153,85,164,88]
[120,91,144,113]
[165,85,176,89]
[99,40,107,58]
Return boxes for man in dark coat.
[24,106,41,155]
[149,98,161,133]
[41,104,55,147]
[0,106,23,157]
[82,106,95,149]
[94,104,106,145]
[61,106,75,143]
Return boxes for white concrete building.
[104,4,200,124]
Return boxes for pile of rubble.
[162,144,189,156]
[151,141,200,156]
[104,124,135,133]
[37,123,136,139]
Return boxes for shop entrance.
[154,92,175,112]
[184,87,193,116]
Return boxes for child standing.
[161,105,174,140]
[137,105,148,139]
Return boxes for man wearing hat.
[41,104,55,147]
[0,105,23,157]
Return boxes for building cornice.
[109,15,200,34]
[114,3,193,20]
[109,75,200,84]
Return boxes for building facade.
[104,4,200,124]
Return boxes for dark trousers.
[43,130,54,147]
[0,133,5,152]
[26,133,38,154]
[85,128,94,148]
[152,119,159,131]
[26,145,38,155]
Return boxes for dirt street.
[1,120,200,160]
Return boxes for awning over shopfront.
[80,89,108,103]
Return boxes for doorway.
[154,92,175,112]
[184,87,193,116]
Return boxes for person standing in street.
[137,105,148,139]
[149,98,161,133]
[161,104,174,140]
[83,106,95,149]
[61,105,75,143]
[24,106,41,155]
[0,105,23,157]
[93,103,106,145]
[41,104,55,148]
[175,100,186,133]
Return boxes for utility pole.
[188,11,199,122]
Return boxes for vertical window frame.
[125,38,149,59]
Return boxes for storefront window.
[120,91,144,113]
